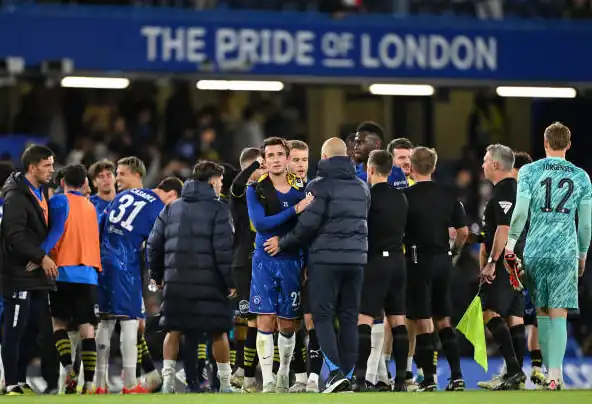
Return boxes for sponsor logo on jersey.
[498,201,513,214]
[239,299,249,314]
[392,179,407,189]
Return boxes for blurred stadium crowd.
[1,78,592,362]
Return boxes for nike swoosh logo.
[262,355,272,360]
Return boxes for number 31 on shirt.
[109,194,147,231]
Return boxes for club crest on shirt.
[287,173,305,190]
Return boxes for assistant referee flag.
[456,294,488,372]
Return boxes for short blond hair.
[411,147,437,176]
[117,156,146,178]
[288,140,308,152]
[544,122,571,151]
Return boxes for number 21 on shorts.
[290,291,300,308]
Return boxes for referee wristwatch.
[487,256,497,264]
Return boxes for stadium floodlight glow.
[368,84,435,96]
[495,86,577,99]
[60,76,130,89]
[196,80,284,92]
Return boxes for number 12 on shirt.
[540,177,574,214]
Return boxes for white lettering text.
[141,26,206,63]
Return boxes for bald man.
[264,137,371,393]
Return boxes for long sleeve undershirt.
[40,194,69,254]
[507,194,530,252]
[246,185,296,232]
[577,196,592,259]
[231,160,260,198]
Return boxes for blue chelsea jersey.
[100,188,164,266]
[90,194,112,219]
[356,163,408,189]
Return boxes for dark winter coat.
[147,180,234,333]
[279,156,370,266]
[0,172,55,294]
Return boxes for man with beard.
[1,145,57,396]
[246,137,313,393]
[386,138,417,386]
[353,122,407,190]
[387,138,414,185]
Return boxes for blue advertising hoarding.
[0,135,48,165]
[1,6,592,83]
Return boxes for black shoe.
[491,371,526,391]
[405,371,414,382]
[352,378,376,392]
[43,387,59,395]
[323,370,350,393]
[375,381,391,392]
[351,376,363,392]
[185,384,206,393]
[351,376,361,392]
[445,378,466,391]
[352,380,368,393]
[393,382,407,392]
[417,381,437,392]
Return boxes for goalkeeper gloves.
[504,252,524,292]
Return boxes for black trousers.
[37,305,59,391]
[1,289,58,389]
[308,263,363,377]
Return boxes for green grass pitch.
[6,391,592,404]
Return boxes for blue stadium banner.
[0,135,48,165]
[1,6,592,82]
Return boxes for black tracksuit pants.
[308,263,363,377]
